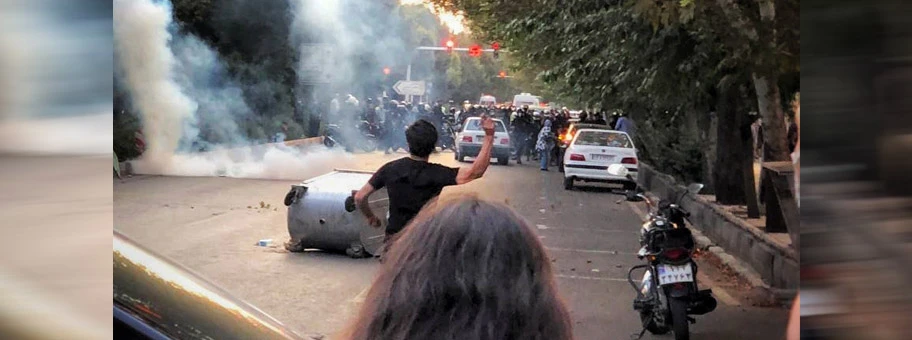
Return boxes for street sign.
[393,80,426,96]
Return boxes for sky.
[400,0,467,35]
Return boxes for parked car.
[557,123,611,172]
[563,128,638,190]
[455,117,511,165]
[114,231,306,340]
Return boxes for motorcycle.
[322,120,380,152]
[607,164,717,340]
[437,115,458,151]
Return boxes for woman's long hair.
[341,195,573,340]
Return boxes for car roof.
[574,128,630,136]
[571,123,611,130]
[465,116,505,122]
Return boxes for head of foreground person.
[341,195,573,340]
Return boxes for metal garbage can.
[283,169,388,258]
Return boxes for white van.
[512,93,541,108]
[479,95,497,106]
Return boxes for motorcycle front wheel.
[669,297,690,340]
[640,310,670,335]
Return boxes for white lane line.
[350,286,370,304]
[626,201,648,222]
[546,247,633,255]
[535,226,638,234]
[557,274,629,282]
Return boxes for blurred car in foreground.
[114,231,305,339]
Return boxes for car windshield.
[574,130,632,148]
[464,119,506,132]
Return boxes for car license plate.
[476,135,485,141]
[592,154,613,162]
[656,263,694,285]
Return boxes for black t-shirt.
[368,157,459,235]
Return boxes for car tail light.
[569,153,585,161]
[621,157,637,165]
[462,136,473,143]
[500,138,509,145]
[663,248,689,261]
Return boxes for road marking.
[626,201,648,222]
[546,247,631,255]
[556,274,628,282]
[351,286,370,304]
[534,225,638,233]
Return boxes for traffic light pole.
[406,46,498,103]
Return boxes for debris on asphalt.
[570,268,576,271]
[539,209,546,213]
[586,260,592,264]
[591,269,600,273]
[536,224,548,229]
[259,201,266,208]
[257,239,273,247]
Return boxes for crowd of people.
[333,95,799,339]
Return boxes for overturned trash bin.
[283,169,389,258]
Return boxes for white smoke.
[113,0,355,180]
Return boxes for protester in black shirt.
[354,117,497,248]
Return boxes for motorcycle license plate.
[656,263,694,285]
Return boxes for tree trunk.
[713,89,749,205]
[753,72,791,162]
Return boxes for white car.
[563,128,638,190]
[455,117,512,165]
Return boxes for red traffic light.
[383,67,391,75]
[491,42,500,50]
[469,44,481,57]
[498,70,506,78]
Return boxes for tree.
[428,0,776,204]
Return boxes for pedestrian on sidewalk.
[536,119,556,171]
[339,195,573,340]
[354,117,497,257]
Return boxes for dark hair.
[341,195,573,340]
[405,119,438,158]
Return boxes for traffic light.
[469,44,481,57]
[491,41,500,59]
[444,39,455,52]
[498,70,506,78]
[383,67,391,75]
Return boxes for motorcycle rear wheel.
[669,297,690,340]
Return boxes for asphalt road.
[114,149,788,339]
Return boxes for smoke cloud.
[113,0,355,180]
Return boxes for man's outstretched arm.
[456,116,496,185]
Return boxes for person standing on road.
[354,117,497,255]
[340,195,573,340]
[536,119,556,171]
